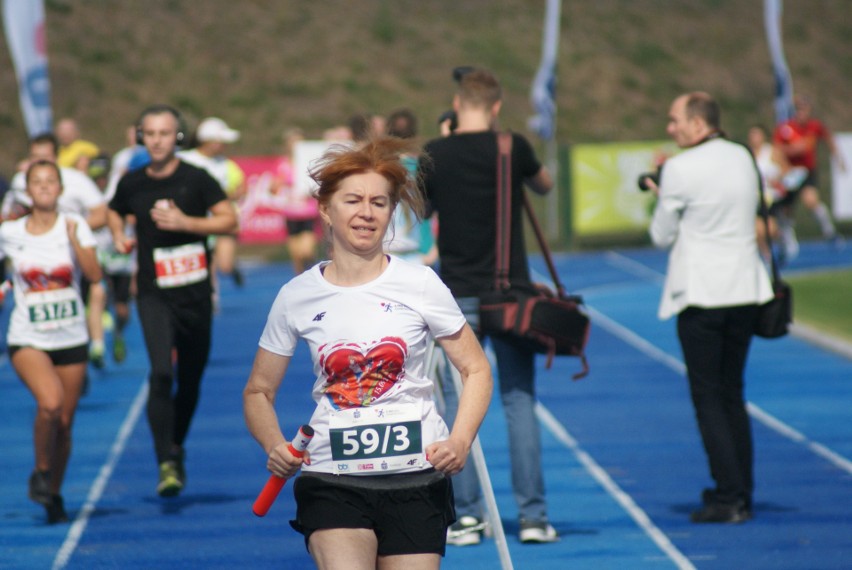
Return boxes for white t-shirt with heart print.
[259,255,467,475]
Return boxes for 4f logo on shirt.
[313,312,326,322]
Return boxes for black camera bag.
[478,133,590,379]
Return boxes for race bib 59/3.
[329,403,424,475]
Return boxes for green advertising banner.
[571,140,677,236]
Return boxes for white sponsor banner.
[3,0,52,136]
[292,140,342,199]
[831,133,852,221]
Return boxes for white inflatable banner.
[3,0,53,136]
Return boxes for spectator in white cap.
[197,117,241,145]
[180,118,242,190]
[179,117,247,293]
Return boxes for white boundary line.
[586,307,686,375]
[531,251,852,564]
[789,321,852,360]
[745,403,852,474]
[531,267,694,567]
[584,252,852,474]
[536,404,696,570]
[603,251,666,283]
[586,302,852,477]
[426,343,514,570]
[52,380,149,570]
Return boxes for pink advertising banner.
[232,156,287,244]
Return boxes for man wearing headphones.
[107,105,238,497]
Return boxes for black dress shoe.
[690,501,751,524]
[701,488,753,511]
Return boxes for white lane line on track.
[604,251,666,283]
[588,305,852,476]
[745,403,852,474]
[586,306,687,375]
[52,380,149,570]
[536,404,697,570]
[531,251,852,565]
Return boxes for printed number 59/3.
[341,424,411,457]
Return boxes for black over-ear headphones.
[135,104,186,146]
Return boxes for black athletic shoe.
[45,495,69,524]
[171,448,186,487]
[28,470,52,506]
[690,501,751,524]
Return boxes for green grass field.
[787,269,852,343]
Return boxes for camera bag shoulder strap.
[495,131,590,378]
[745,143,782,286]
[522,192,571,298]
[495,131,513,292]
[495,131,578,299]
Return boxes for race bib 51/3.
[329,403,424,475]
[25,288,82,332]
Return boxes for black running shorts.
[8,343,88,366]
[291,469,455,556]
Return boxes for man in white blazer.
[649,92,773,524]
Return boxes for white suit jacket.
[650,138,774,320]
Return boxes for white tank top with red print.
[0,213,95,350]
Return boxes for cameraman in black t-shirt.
[420,68,556,545]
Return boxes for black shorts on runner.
[286,219,315,236]
[771,168,817,211]
[290,469,455,556]
[107,273,133,304]
[8,343,88,366]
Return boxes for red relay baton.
[0,280,12,303]
[252,425,314,517]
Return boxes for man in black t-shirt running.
[108,105,238,497]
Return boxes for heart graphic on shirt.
[319,337,408,409]
[20,266,74,292]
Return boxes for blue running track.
[1,240,851,569]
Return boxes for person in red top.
[773,95,847,252]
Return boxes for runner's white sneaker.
[447,515,487,546]
[519,519,559,544]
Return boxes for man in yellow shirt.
[56,117,100,172]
